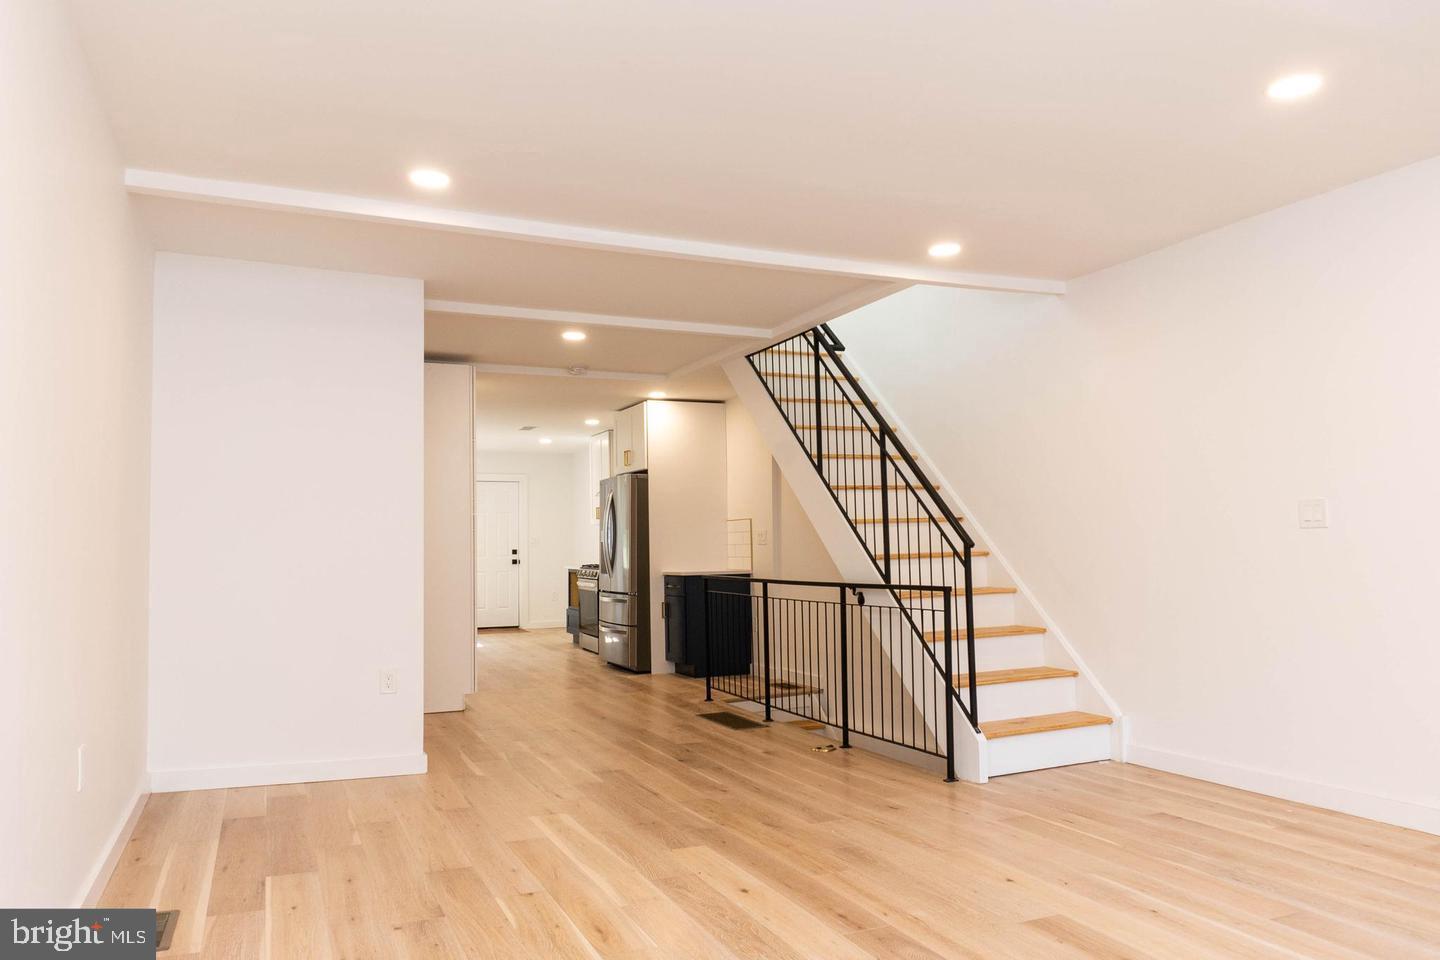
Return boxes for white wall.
[148,255,425,790]
[725,400,840,581]
[833,154,1440,831]
[0,0,153,906]
[646,401,729,671]
[425,363,475,713]
[476,449,586,627]
[575,441,602,565]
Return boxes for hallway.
[102,629,1440,958]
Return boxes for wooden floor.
[103,628,1440,959]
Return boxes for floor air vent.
[156,910,180,952]
[699,711,763,730]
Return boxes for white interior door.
[475,480,521,628]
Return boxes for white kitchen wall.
[832,154,1440,832]
[725,400,839,581]
[148,254,425,790]
[476,449,586,627]
[575,445,600,565]
[0,0,154,906]
[425,363,476,713]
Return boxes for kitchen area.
[469,366,837,692]
[561,398,752,675]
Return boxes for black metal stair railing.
[702,576,961,780]
[746,325,981,743]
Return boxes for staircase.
[740,324,1117,779]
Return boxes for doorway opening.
[475,476,526,628]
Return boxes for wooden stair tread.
[923,624,1045,642]
[821,453,905,461]
[895,586,1016,598]
[980,711,1113,739]
[952,666,1077,688]
[773,396,855,405]
[879,549,990,560]
[793,424,873,431]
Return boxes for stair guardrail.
[703,576,960,781]
[745,328,981,741]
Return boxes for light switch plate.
[756,529,769,545]
[1298,498,1329,529]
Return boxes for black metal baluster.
[943,586,957,782]
[964,543,977,729]
[704,578,713,702]
[880,431,891,580]
[761,582,772,721]
[812,334,823,470]
[839,588,850,748]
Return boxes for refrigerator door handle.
[602,489,618,575]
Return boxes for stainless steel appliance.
[576,563,599,653]
[598,473,650,671]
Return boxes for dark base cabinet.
[663,573,752,678]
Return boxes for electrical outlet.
[1298,498,1329,529]
[379,668,399,695]
[76,745,84,792]
[756,529,769,546]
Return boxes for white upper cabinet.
[615,403,648,473]
[588,430,612,521]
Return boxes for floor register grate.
[698,711,764,730]
[156,910,179,952]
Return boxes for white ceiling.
[71,0,1440,280]
[133,194,878,443]
[425,312,744,374]
[133,196,878,328]
[473,367,733,452]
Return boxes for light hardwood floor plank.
[98,627,1440,959]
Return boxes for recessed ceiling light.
[538,437,553,445]
[1267,73,1323,101]
[647,391,667,399]
[561,330,587,342]
[928,241,962,258]
[407,168,450,190]
[584,418,600,426]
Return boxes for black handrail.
[702,576,959,781]
[744,328,983,739]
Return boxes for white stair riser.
[964,677,1076,723]
[866,592,1016,626]
[986,723,1112,777]
[884,555,989,584]
[949,633,1046,672]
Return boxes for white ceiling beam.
[666,281,910,380]
[125,169,1067,295]
[425,300,771,339]
[466,362,661,382]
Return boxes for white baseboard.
[522,619,564,629]
[1129,744,1440,836]
[80,781,149,906]
[148,752,428,793]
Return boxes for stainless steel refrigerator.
[598,473,650,671]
